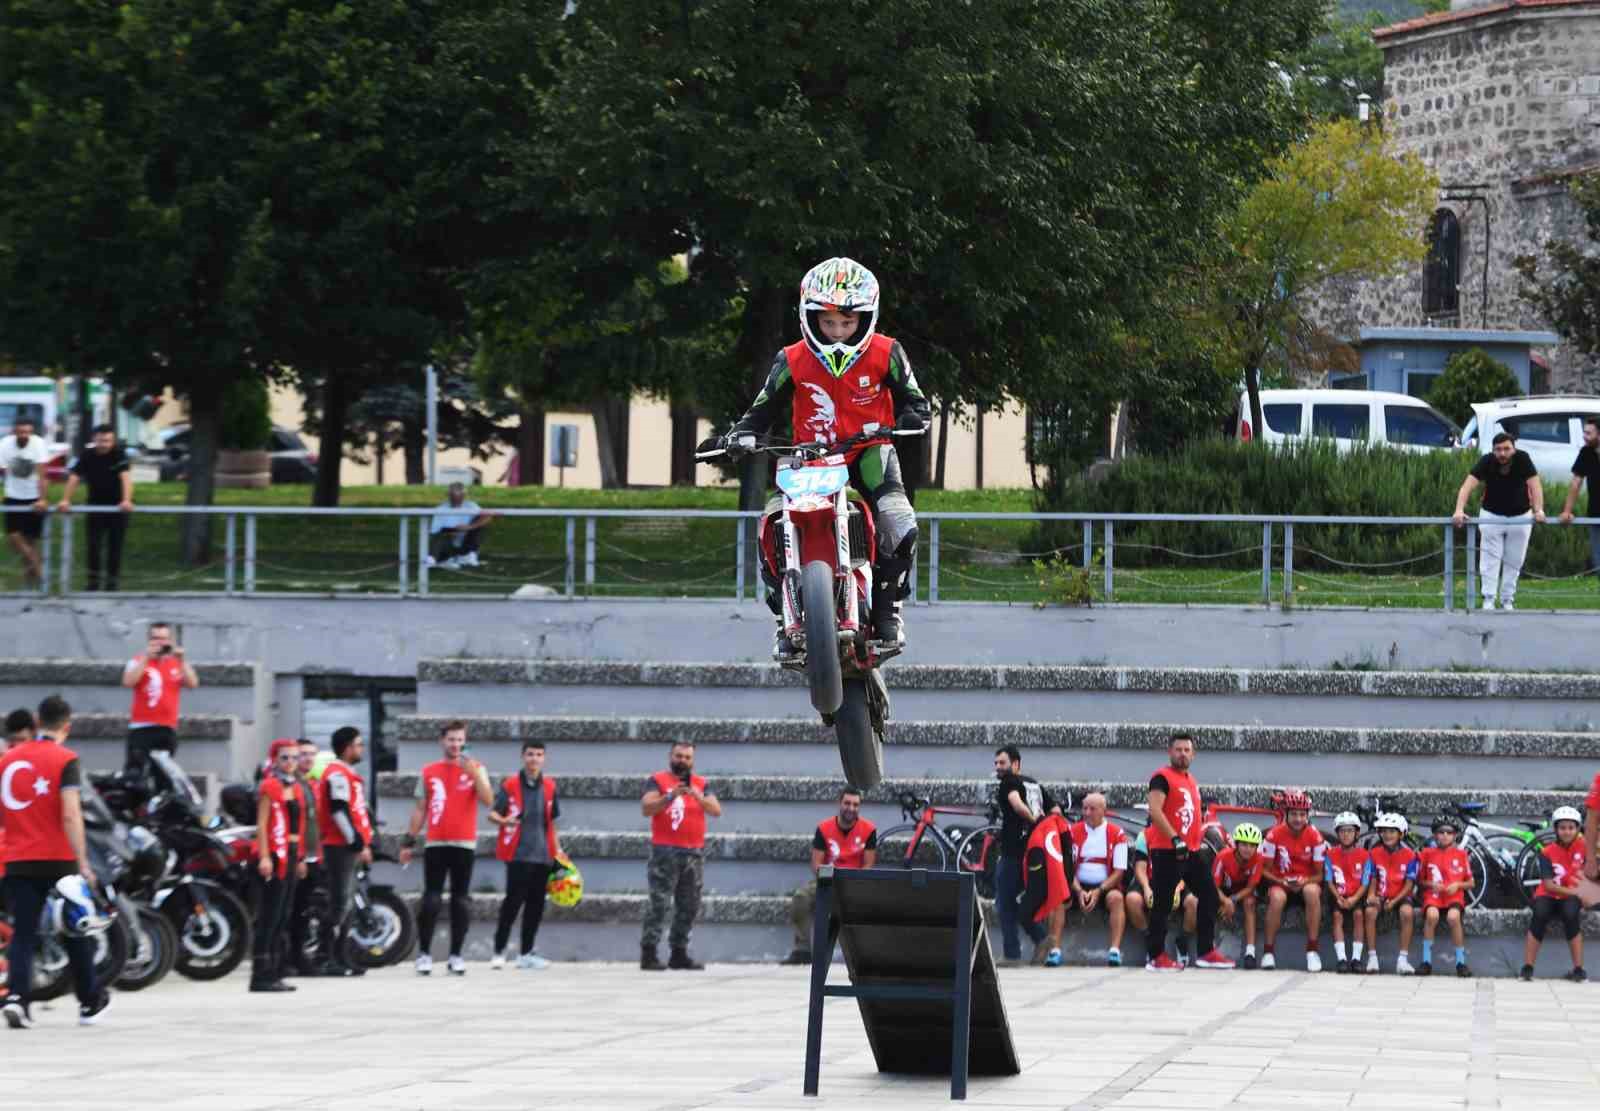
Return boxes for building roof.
[1374,0,1600,41]
[1359,326,1562,346]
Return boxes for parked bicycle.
[876,793,999,885]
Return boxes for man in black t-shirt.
[58,424,133,591]
[1453,431,1545,610]
[992,745,1058,963]
[1559,416,1600,586]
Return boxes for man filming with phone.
[639,741,721,971]
[121,622,199,778]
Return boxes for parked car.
[1235,389,1461,454]
[1463,396,1600,482]
[154,425,319,484]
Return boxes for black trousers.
[320,845,359,959]
[288,859,322,967]
[430,528,482,562]
[85,513,127,590]
[1147,848,1218,962]
[494,861,553,956]
[418,846,475,957]
[1,873,98,1006]
[124,726,178,780]
[250,853,297,984]
[1529,894,1582,942]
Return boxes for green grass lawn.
[6,481,1597,609]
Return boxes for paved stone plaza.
[5,963,1599,1109]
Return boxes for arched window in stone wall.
[1422,208,1460,322]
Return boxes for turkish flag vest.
[495,774,558,862]
[421,760,481,843]
[784,334,898,458]
[650,770,707,850]
[0,740,78,863]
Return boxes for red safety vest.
[318,759,374,849]
[1146,767,1202,851]
[257,776,294,880]
[1535,839,1588,901]
[420,760,482,843]
[816,816,876,869]
[649,770,707,850]
[129,656,186,728]
[0,739,79,863]
[495,774,558,862]
[784,334,898,459]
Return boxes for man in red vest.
[784,786,878,964]
[399,720,493,976]
[120,621,199,777]
[315,726,374,977]
[487,739,562,970]
[640,741,722,971]
[717,257,931,653]
[2,695,111,1028]
[1145,734,1234,972]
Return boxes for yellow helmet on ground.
[547,853,583,908]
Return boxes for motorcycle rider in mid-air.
[720,257,931,657]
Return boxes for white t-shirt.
[1074,821,1129,888]
[0,435,50,500]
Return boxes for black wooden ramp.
[802,865,1021,1101]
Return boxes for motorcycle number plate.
[776,463,848,500]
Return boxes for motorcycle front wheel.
[115,907,179,991]
[347,888,418,968]
[834,678,883,790]
[801,560,844,715]
[167,883,251,982]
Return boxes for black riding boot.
[871,575,902,644]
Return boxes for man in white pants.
[1453,431,1545,610]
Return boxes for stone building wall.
[1309,3,1600,392]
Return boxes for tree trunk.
[375,427,386,485]
[669,398,698,486]
[179,378,224,568]
[734,284,787,514]
[402,418,425,484]
[590,395,631,488]
[516,402,546,486]
[1244,359,1264,445]
[313,375,347,507]
[934,400,950,489]
[975,404,986,490]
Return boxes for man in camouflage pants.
[639,741,721,970]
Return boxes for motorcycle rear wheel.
[115,907,179,992]
[801,560,844,714]
[347,888,418,968]
[167,883,251,982]
[834,677,883,790]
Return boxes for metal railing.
[11,505,1600,611]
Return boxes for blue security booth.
[1334,327,1561,398]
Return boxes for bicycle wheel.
[1479,833,1532,909]
[955,825,1004,902]
[1463,845,1490,909]
[1513,830,1557,909]
[875,824,948,871]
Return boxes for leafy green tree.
[1425,349,1522,428]
[1515,173,1600,364]
[1210,119,1439,440]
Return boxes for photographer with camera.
[120,622,198,778]
[639,741,721,971]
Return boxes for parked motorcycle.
[697,425,923,788]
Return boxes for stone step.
[392,713,1599,790]
[61,714,237,778]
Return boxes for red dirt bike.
[697,426,923,788]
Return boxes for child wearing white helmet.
[720,258,931,654]
[1324,812,1371,974]
[1363,813,1419,974]
[1519,806,1588,982]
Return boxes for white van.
[1235,389,1461,454]
[1463,396,1600,481]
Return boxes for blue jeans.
[996,854,1044,960]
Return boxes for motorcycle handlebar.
[696,426,924,463]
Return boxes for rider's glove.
[1172,841,1189,865]
[894,411,926,434]
[722,433,749,462]
[695,436,722,456]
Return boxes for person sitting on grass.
[1519,806,1588,983]
[1418,814,1472,977]
[1363,813,1419,975]
[1324,812,1371,975]
[428,482,495,569]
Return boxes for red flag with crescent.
[1022,813,1073,923]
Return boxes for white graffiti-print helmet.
[798,257,881,378]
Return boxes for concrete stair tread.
[0,659,255,685]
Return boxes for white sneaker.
[425,555,437,567]
[447,955,467,976]
[490,952,506,970]
[1396,954,1415,975]
[442,557,461,570]
[1260,953,1277,970]
[1501,602,1515,612]
[1365,951,1380,974]
[1305,951,1323,973]
[415,954,433,976]
[517,952,551,970]
[461,551,480,568]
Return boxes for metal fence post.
[564,516,576,598]
[929,519,940,604]
[398,517,409,596]
[1103,520,1114,601]
[735,517,746,601]
[58,511,73,594]
[224,514,237,596]
[1082,521,1092,571]
[1443,524,1454,612]
[1261,522,1272,604]
[1282,522,1294,604]
[1465,524,1477,610]
[244,514,257,594]
[418,517,430,596]
[584,515,596,596]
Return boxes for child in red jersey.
[1519,806,1588,982]
[1418,814,1472,977]
[1363,813,1419,975]
[1324,813,1371,974]
[1261,790,1326,971]
[1212,823,1266,968]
